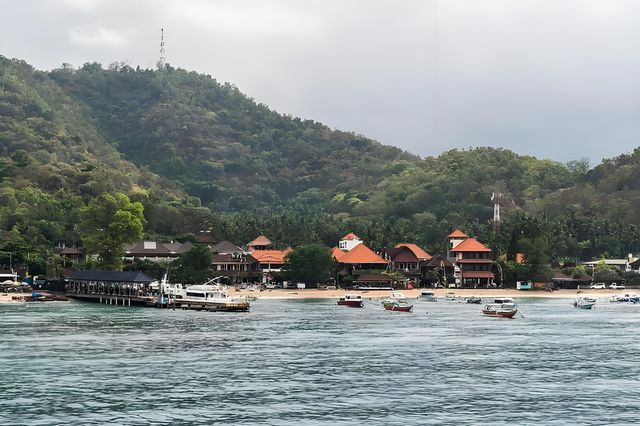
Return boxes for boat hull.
[482,309,517,318]
[337,300,364,308]
[383,304,413,312]
[574,303,595,309]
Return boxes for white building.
[338,233,363,251]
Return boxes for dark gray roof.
[68,270,155,283]
[354,273,392,282]
[425,255,454,268]
[211,240,242,254]
[124,241,193,256]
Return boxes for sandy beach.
[233,288,627,300]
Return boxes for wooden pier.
[65,293,156,307]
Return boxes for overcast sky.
[2,0,640,164]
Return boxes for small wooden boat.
[337,294,364,308]
[574,297,595,309]
[482,303,517,318]
[382,300,413,312]
[466,296,482,304]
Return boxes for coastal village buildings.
[246,235,292,284]
[333,233,390,288]
[123,241,193,263]
[446,230,495,287]
[210,240,258,282]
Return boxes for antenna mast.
[158,28,166,69]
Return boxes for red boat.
[337,294,364,308]
[482,303,518,318]
[382,300,413,312]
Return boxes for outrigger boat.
[574,297,596,309]
[382,299,413,312]
[381,291,413,312]
[482,303,518,318]
[337,294,364,308]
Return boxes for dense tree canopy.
[77,193,145,270]
[2,55,640,282]
[283,244,334,286]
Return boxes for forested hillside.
[1,54,640,271]
[50,62,414,211]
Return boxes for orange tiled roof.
[341,232,360,241]
[248,235,273,247]
[332,247,346,261]
[250,248,291,264]
[447,229,469,238]
[450,238,492,253]
[515,253,525,264]
[338,243,389,264]
[395,243,432,261]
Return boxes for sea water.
[1,298,639,425]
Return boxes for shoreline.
[233,288,629,300]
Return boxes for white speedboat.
[159,277,249,311]
[337,294,364,308]
[420,290,437,302]
[574,297,596,309]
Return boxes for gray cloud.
[2,0,639,163]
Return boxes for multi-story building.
[447,232,495,287]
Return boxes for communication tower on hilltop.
[157,28,166,69]
[491,192,501,234]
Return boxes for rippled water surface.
[1,297,640,425]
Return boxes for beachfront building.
[551,271,593,289]
[382,243,431,282]
[446,230,495,287]
[123,241,193,263]
[352,273,393,290]
[333,242,390,287]
[210,240,258,283]
[423,255,455,287]
[582,257,636,273]
[246,235,292,284]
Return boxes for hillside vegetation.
[1,55,639,271]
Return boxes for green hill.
[1,55,639,266]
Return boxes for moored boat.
[382,300,413,312]
[609,293,639,303]
[466,296,482,304]
[337,294,364,308]
[574,297,596,309]
[482,303,518,318]
[420,290,437,302]
[160,277,250,312]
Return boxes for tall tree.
[171,245,212,284]
[283,244,333,286]
[77,193,145,270]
